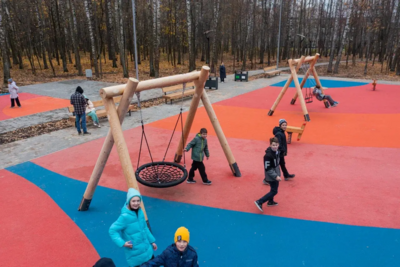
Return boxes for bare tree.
[0,0,10,84]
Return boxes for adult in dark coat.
[273,119,295,181]
[219,62,226,83]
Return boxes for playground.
[1,62,400,266]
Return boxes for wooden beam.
[291,64,310,121]
[100,71,202,98]
[268,56,305,116]
[79,78,138,211]
[200,90,241,177]
[174,66,210,162]
[102,96,149,220]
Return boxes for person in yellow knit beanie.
[140,227,199,267]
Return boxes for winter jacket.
[313,87,324,101]
[185,134,209,162]
[141,244,199,267]
[8,82,19,99]
[86,100,96,114]
[264,147,281,182]
[109,188,156,267]
[273,126,287,155]
[219,65,226,79]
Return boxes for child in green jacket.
[184,128,212,185]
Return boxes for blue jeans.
[258,180,279,204]
[75,114,87,133]
[87,111,99,124]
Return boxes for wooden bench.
[286,123,307,144]
[264,67,282,78]
[162,82,196,104]
[68,96,134,124]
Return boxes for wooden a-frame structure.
[267,53,328,121]
[78,66,241,224]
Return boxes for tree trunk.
[68,0,83,75]
[0,0,10,85]
[186,0,195,71]
[153,0,160,77]
[334,1,351,74]
[84,0,99,77]
[55,0,68,72]
[327,0,342,73]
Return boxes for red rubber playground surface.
[0,93,70,121]
[1,79,400,266]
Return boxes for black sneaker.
[263,179,270,185]
[267,201,278,207]
[78,132,82,135]
[83,132,91,135]
[254,201,263,212]
[203,180,212,185]
[186,180,196,184]
[285,174,295,181]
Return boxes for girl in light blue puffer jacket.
[109,188,157,267]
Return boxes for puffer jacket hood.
[125,188,141,207]
[273,126,283,135]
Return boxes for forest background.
[1,0,400,88]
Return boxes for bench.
[68,96,134,125]
[264,67,282,78]
[286,123,307,144]
[162,82,196,104]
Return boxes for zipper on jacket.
[200,139,203,161]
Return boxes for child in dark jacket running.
[184,128,212,185]
[273,119,295,181]
[255,137,282,212]
[140,227,199,267]
[313,85,339,108]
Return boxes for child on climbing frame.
[140,227,199,267]
[184,128,212,185]
[84,95,101,127]
[109,188,157,267]
[254,137,282,212]
[313,85,339,108]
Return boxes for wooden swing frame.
[77,66,241,226]
[267,53,328,121]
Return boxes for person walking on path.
[140,227,199,267]
[70,86,90,135]
[109,188,157,267]
[84,95,101,127]
[273,119,295,181]
[219,62,226,83]
[184,128,212,185]
[255,137,282,212]
[8,78,21,108]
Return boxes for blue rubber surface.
[7,162,400,267]
[0,92,10,96]
[271,78,369,88]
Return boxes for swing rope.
[134,83,188,188]
[301,63,314,103]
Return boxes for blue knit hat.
[8,78,13,83]
[279,119,287,126]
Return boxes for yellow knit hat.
[174,227,190,243]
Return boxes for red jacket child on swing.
[313,85,339,108]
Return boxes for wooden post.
[78,78,138,211]
[291,63,310,121]
[200,91,241,177]
[268,56,305,116]
[102,96,149,221]
[174,66,210,162]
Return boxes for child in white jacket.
[8,78,21,108]
[84,95,101,127]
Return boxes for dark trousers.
[258,180,279,204]
[322,95,335,105]
[188,160,208,182]
[75,113,88,133]
[279,155,290,178]
[221,77,225,82]
[11,97,21,107]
